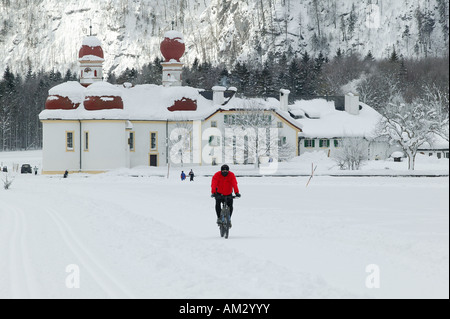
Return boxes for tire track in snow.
[45,208,135,299]
[5,204,39,299]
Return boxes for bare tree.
[422,83,449,142]
[168,118,194,169]
[224,101,281,168]
[377,94,439,170]
[1,171,14,190]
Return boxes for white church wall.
[81,121,128,171]
[42,121,80,174]
[130,121,168,167]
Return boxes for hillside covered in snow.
[1,0,448,76]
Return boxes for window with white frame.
[304,139,315,148]
[319,139,330,148]
[84,131,89,151]
[334,139,341,148]
[150,132,158,150]
[66,131,74,151]
[129,132,135,151]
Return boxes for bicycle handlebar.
[212,194,239,199]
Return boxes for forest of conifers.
[0,49,448,151]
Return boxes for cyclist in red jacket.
[211,164,241,225]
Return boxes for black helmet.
[221,164,229,171]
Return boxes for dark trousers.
[215,196,234,218]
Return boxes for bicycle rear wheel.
[219,208,230,238]
[223,208,230,239]
[219,220,225,238]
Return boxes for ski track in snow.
[54,184,349,298]
[45,207,135,299]
[0,173,448,298]
[3,203,39,299]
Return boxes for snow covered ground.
[0,151,448,299]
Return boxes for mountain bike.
[215,195,236,239]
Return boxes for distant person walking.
[189,169,195,182]
[63,170,69,178]
[181,171,186,181]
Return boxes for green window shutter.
[319,140,323,147]
[334,139,339,147]
[304,140,308,147]
[312,140,315,148]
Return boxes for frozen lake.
[0,166,448,299]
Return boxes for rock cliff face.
[0,0,448,76]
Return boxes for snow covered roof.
[79,36,104,61]
[82,36,102,47]
[85,81,122,97]
[222,96,303,130]
[289,99,381,139]
[40,82,383,139]
[164,30,184,43]
[48,81,85,105]
[79,55,105,62]
[419,134,449,150]
[40,83,216,121]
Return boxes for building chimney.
[212,86,226,106]
[280,89,290,111]
[345,92,360,115]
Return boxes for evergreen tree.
[299,52,314,96]
[389,47,399,62]
[364,51,375,62]
[288,59,301,98]
[335,47,343,60]
[231,62,251,93]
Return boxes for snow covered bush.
[332,138,367,170]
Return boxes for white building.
[39,32,395,174]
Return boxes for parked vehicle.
[21,164,32,174]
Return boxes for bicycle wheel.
[224,208,230,239]
[219,209,227,238]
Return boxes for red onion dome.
[45,82,85,110]
[83,82,123,111]
[78,36,104,60]
[160,31,185,62]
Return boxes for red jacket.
[211,171,239,196]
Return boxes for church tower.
[160,30,185,87]
[78,36,104,87]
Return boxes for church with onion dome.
[39,28,394,174]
